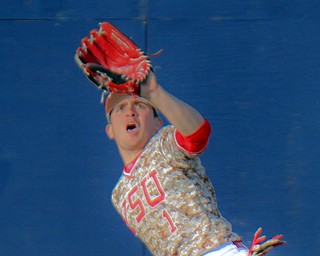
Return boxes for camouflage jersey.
[111,121,241,256]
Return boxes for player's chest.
[111,166,171,233]
[112,167,166,212]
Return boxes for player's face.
[106,97,162,154]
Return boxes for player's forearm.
[147,85,204,136]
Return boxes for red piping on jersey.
[174,119,211,156]
[123,152,142,176]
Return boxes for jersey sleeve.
[174,119,211,156]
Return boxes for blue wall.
[1,1,319,255]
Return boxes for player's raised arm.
[141,72,205,136]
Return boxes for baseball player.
[75,22,285,256]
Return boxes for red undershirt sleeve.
[174,119,211,156]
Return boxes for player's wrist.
[140,72,161,101]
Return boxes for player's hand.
[249,227,286,256]
[140,71,160,100]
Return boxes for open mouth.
[126,123,137,132]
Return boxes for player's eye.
[114,104,125,112]
[135,102,147,109]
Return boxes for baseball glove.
[249,227,286,256]
[75,22,151,95]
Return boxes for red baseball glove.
[75,22,151,95]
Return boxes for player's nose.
[125,103,137,116]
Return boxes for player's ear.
[105,124,114,140]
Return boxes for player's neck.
[120,148,143,166]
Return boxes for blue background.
[1,1,319,255]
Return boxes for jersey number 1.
[122,169,177,234]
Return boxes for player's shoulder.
[147,125,175,146]
[156,125,175,138]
